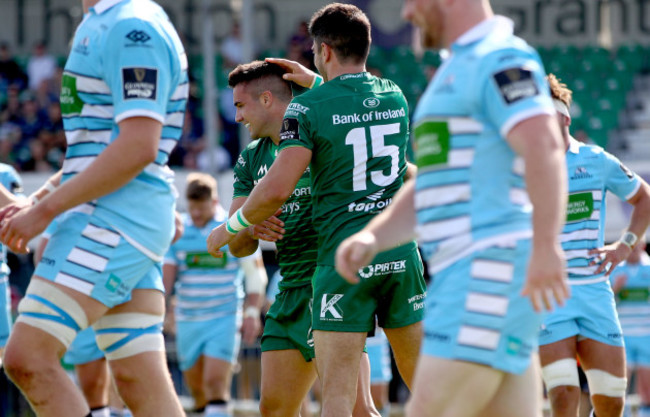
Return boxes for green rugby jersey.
[279,72,415,265]
[233,137,317,290]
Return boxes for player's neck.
[83,0,100,13]
[325,63,366,82]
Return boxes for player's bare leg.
[3,277,107,416]
[352,352,381,417]
[540,337,581,417]
[405,356,506,417]
[314,330,366,417]
[384,322,422,389]
[259,349,318,417]
[107,289,184,417]
[578,338,626,417]
[76,358,111,411]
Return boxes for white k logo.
[320,294,343,319]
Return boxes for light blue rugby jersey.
[610,259,650,336]
[0,164,23,277]
[563,138,640,283]
[412,17,554,273]
[60,0,188,260]
[164,209,246,322]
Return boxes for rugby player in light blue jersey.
[163,173,267,417]
[0,0,188,416]
[611,240,650,417]
[336,1,570,416]
[539,74,650,417]
[0,164,23,368]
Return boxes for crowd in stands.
[0,20,331,175]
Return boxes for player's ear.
[259,91,272,107]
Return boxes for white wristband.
[225,209,252,235]
[44,180,57,193]
[310,75,324,89]
[620,231,638,249]
[244,306,261,318]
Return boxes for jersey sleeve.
[278,96,315,152]
[163,245,177,266]
[603,151,641,201]
[233,147,254,199]
[0,166,23,196]
[102,18,174,124]
[479,49,555,138]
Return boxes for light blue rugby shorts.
[540,280,623,347]
[34,212,165,308]
[422,238,542,374]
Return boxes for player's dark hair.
[547,73,573,108]
[186,172,217,201]
[309,3,371,65]
[228,60,292,102]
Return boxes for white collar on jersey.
[91,0,127,14]
[455,15,514,47]
[567,137,582,154]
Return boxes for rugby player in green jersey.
[208,4,426,417]
[225,60,380,417]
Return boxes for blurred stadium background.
[0,0,649,415]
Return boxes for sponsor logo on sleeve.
[619,163,635,179]
[126,30,151,45]
[279,117,300,142]
[122,67,158,100]
[493,67,539,104]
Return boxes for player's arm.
[265,57,322,89]
[228,197,285,258]
[207,147,311,257]
[404,162,417,181]
[336,179,417,283]
[0,183,17,208]
[507,114,569,311]
[239,252,268,345]
[591,180,650,275]
[28,171,62,204]
[0,116,161,253]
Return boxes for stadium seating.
[180,43,648,148]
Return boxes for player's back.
[282,72,411,264]
[60,0,189,259]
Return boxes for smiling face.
[233,82,271,140]
[402,0,445,49]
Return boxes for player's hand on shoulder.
[522,243,569,312]
[265,57,319,89]
[335,231,379,284]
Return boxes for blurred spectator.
[20,137,53,172]
[27,40,56,91]
[196,137,231,174]
[0,42,28,93]
[222,22,244,68]
[287,20,314,70]
[218,87,240,166]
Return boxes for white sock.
[205,401,231,417]
[90,407,111,417]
